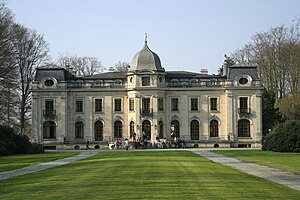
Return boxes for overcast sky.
[7,0,300,74]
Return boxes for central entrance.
[142,120,151,140]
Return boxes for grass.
[0,152,79,172]
[0,151,299,199]
[212,150,300,174]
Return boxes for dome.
[130,40,165,72]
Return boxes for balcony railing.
[238,108,251,115]
[140,108,153,117]
[43,110,56,117]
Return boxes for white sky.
[7,0,300,74]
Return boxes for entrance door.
[142,120,151,140]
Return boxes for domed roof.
[129,39,165,72]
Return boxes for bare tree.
[10,24,50,134]
[57,54,105,76]
[111,61,130,72]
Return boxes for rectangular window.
[240,97,248,113]
[44,100,55,116]
[171,98,179,111]
[129,98,134,111]
[142,98,150,113]
[95,99,103,112]
[210,98,218,111]
[114,99,122,112]
[76,100,83,112]
[158,98,164,111]
[142,77,150,86]
[191,98,198,111]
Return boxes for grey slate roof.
[227,65,259,80]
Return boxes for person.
[181,136,186,149]
[125,138,129,151]
[115,138,120,149]
[86,140,91,150]
[155,135,160,148]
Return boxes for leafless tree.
[57,54,105,76]
[111,61,130,72]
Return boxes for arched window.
[171,120,180,138]
[43,121,56,139]
[238,119,250,137]
[114,121,123,138]
[95,121,103,141]
[159,121,164,138]
[130,121,135,138]
[190,120,199,140]
[210,120,219,137]
[75,122,84,138]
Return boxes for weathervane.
[145,33,147,43]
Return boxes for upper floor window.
[95,99,103,112]
[191,98,198,111]
[142,77,150,86]
[76,100,83,112]
[158,98,164,111]
[114,99,122,112]
[142,98,150,113]
[239,97,248,113]
[171,98,179,111]
[129,98,134,111]
[210,98,218,111]
[44,99,55,116]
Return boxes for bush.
[0,125,43,155]
[262,120,300,152]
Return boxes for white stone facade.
[31,41,263,149]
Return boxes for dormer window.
[45,79,54,87]
[142,77,150,86]
[239,77,248,85]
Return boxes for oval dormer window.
[44,79,54,87]
[239,77,248,85]
[159,76,163,82]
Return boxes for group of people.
[114,138,129,150]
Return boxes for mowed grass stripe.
[0,151,299,200]
[0,152,79,172]
[212,150,300,174]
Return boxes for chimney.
[200,69,208,75]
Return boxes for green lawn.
[0,152,79,172]
[212,150,300,174]
[0,151,299,199]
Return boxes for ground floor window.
[130,121,135,138]
[75,122,84,138]
[94,121,103,141]
[114,121,123,138]
[210,120,219,137]
[238,119,250,137]
[159,121,164,138]
[43,121,56,139]
[190,120,199,140]
[171,120,180,138]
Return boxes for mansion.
[32,39,263,149]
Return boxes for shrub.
[262,120,300,152]
[0,125,43,155]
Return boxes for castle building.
[32,39,263,149]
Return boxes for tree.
[277,92,300,120]
[10,24,50,135]
[57,54,105,76]
[231,21,300,100]
[110,61,130,72]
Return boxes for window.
[142,77,150,86]
[238,119,250,137]
[94,121,103,141]
[76,100,83,112]
[130,121,135,138]
[142,98,150,113]
[95,99,103,112]
[43,121,56,139]
[171,120,180,138]
[158,98,164,111]
[44,100,55,116]
[190,120,199,140]
[239,77,248,84]
[159,121,164,138]
[129,98,134,111]
[210,98,217,111]
[75,122,84,138]
[191,98,198,111]
[114,121,123,138]
[44,79,54,87]
[210,120,219,137]
[114,99,122,112]
[239,97,248,113]
[171,98,179,111]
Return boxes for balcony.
[140,108,153,117]
[43,110,56,117]
[238,108,251,115]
